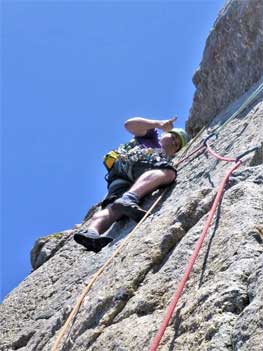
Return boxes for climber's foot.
[112,198,147,222]
[74,230,113,253]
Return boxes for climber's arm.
[124,117,177,136]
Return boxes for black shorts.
[100,159,177,209]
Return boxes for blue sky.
[2,0,224,300]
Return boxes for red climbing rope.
[149,141,243,351]
[175,144,206,167]
[206,143,236,162]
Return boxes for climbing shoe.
[74,230,113,253]
[112,198,147,222]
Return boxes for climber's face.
[160,132,181,156]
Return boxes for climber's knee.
[162,168,177,183]
[139,168,176,185]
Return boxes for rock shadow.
[198,195,223,288]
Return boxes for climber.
[74,116,189,252]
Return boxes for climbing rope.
[147,83,262,347]
[174,80,263,171]
[171,80,262,171]
[175,143,206,168]
[51,142,205,351]
[52,81,262,351]
[51,189,168,351]
[149,142,259,351]
[51,140,205,351]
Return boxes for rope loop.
[202,132,217,146]
[149,142,257,351]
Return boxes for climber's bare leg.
[128,169,176,199]
[87,204,123,234]
[87,169,176,234]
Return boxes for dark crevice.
[12,330,36,350]
[206,171,215,187]
[249,142,263,167]
[198,195,223,287]
[226,122,249,147]
[168,303,186,351]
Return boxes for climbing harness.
[103,139,138,170]
[148,140,260,351]
[52,82,263,351]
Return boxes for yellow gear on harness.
[103,150,119,171]
[103,139,138,171]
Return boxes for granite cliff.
[186,0,263,137]
[1,1,263,350]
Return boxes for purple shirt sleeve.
[134,129,161,148]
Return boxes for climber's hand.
[159,116,177,132]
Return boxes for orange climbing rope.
[51,137,216,351]
[51,191,167,351]
[51,140,205,351]
[51,127,259,351]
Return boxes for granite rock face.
[186,0,263,137]
[1,1,263,351]
[30,230,74,270]
[1,89,262,351]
